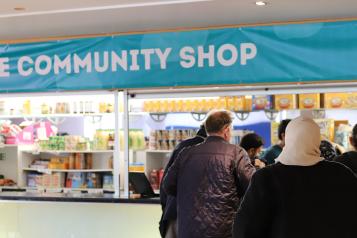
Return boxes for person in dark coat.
[261,119,291,165]
[159,125,207,238]
[239,133,266,169]
[163,110,256,238]
[335,124,357,174]
[233,116,357,238]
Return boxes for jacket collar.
[206,135,228,143]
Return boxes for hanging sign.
[0,20,357,92]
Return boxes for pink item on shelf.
[17,125,34,144]
[5,136,18,144]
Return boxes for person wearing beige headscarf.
[233,116,357,238]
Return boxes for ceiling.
[1,0,357,41]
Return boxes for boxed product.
[66,172,86,188]
[271,121,280,145]
[252,95,273,110]
[86,173,101,188]
[103,174,114,190]
[314,119,335,141]
[299,93,320,109]
[323,93,345,109]
[275,94,297,110]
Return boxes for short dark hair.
[352,124,357,147]
[205,110,233,134]
[240,133,264,151]
[278,119,291,140]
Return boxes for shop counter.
[0,191,160,204]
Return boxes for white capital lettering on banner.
[35,55,52,75]
[155,48,172,69]
[0,58,10,77]
[111,51,128,71]
[141,49,155,70]
[217,44,238,66]
[180,47,195,68]
[74,53,92,73]
[241,43,257,65]
[130,50,140,71]
[54,55,71,74]
[18,56,34,76]
[198,45,215,67]
[94,51,109,73]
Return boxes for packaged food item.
[315,119,335,141]
[252,95,272,110]
[129,162,145,172]
[103,174,114,190]
[69,154,75,169]
[75,153,84,170]
[86,173,101,188]
[149,170,159,190]
[85,154,93,169]
[66,172,86,188]
[23,100,31,114]
[27,173,37,187]
[275,94,297,110]
[299,94,320,109]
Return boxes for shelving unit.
[23,168,113,173]
[0,113,114,119]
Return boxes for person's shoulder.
[319,160,357,179]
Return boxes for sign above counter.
[1,20,357,93]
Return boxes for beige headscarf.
[276,116,323,166]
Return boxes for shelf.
[23,168,113,173]
[0,113,114,119]
[23,150,114,154]
[0,144,18,148]
[23,187,114,192]
[145,150,172,153]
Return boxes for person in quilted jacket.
[163,110,256,238]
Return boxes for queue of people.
[160,110,357,238]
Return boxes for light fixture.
[14,7,26,11]
[255,1,267,6]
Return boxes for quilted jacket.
[163,136,256,238]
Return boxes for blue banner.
[0,20,357,93]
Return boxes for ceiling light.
[255,1,267,6]
[14,7,26,11]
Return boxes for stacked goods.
[66,172,102,189]
[299,94,320,109]
[29,172,65,188]
[149,129,196,150]
[324,92,357,109]
[275,94,297,110]
[39,135,90,151]
[29,153,93,170]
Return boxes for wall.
[0,202,161,238]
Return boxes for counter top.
[0,192,160,204]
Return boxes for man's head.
[278,119,291,147]
[240,133,264,160]
[350,124,357,151]
[205,110,233,142]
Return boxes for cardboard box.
[275,94,296,110]
[252,95,273,110]
[299,93,320,109]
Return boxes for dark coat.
[334,151,357,174]
[233,161,357,238]
[163,136,256,238]
[159,134,205,237]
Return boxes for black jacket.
[233,161,357,238]
[159,134,205,237]
[334,151,357,174]
[163,136,256,238]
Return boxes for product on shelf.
[275,94,297,110]
[129,162,145,172]
[32,172,65,188]
[149,129,196,150]
[39,135,91,151]
[252,95,273,110]
[149,169,160,190]
[314,119,335,141]
[334,124,352,149]
[299,94,320,109]
[103,174,114,190]
[66,172,86,188]
[324,92,357,109]
[86,173,101,188]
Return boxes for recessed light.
[14,7,26,11]
[255,1,267,6]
